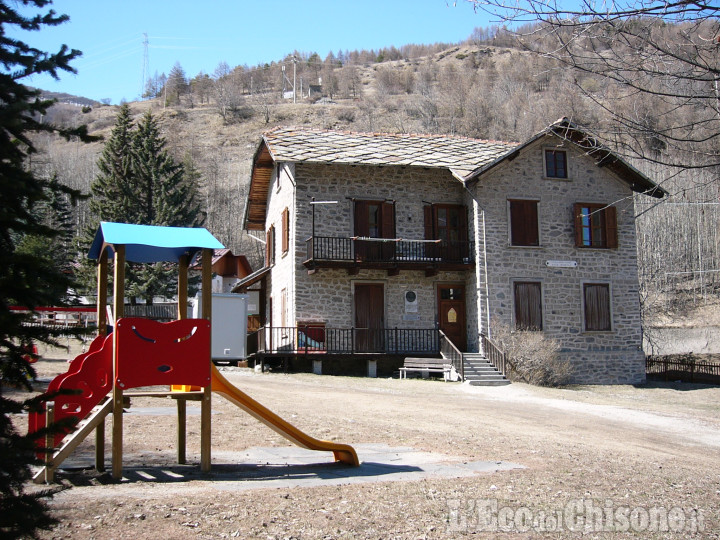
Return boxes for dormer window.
[545,149,568,179]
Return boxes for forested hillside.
[31,23,720,323]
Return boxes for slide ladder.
[32,397,113,483]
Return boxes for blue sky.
[11,0,491,104]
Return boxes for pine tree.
[0,1,98,537]
[88,104,135,223]
[84,109,204,305]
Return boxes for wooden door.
[354,283,385,352]
[437,285,466,351]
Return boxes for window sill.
[508,244,543,249]
[543,175,571,182]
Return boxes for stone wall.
[468,133,646,384]
[290,163,474,343]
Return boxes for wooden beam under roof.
[245,140,275,231]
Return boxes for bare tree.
[467,0,720,171]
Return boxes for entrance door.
[354,283,385,352]
[437,285,466,351]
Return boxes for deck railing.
[306,236,474,265]
[439,330,464,380]
[257,326,440,355]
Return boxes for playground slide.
[210,365,359,466]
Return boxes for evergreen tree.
[85,109,204,304]
[0,1,97,537]
[89,104,135,223]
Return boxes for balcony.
[304,236,474,275]
[254,326,440,356]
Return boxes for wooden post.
[111,244,125,480]
[95,248,108,471]
[44,404,55,483]
[177,254,188,464]
[200,248,212,473]
[95,418,105,472]
[96,249,108,336]
[178,254,188,321]
[177,398,187,465]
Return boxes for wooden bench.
[399,357,452,380]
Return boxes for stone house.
[236,118,666,384]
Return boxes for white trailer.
[193,292,248,364]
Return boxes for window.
[508,199,539,246]
[354,200,395,260]
[281,207,289,254]
[265,225,275,266]
[574,203,617,248]
[514,281,543,331]
[545,149,568,178]
[424,204,469,260]
[583,283,611,331]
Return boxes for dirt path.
[10,345,720,538]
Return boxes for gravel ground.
[7,342,720,539]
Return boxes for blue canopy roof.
[88,222,225,263]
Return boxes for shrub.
[491,324,572,387]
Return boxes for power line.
[141,33,149,99]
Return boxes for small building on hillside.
[235,118,666,384]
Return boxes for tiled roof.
[262,127,519,179]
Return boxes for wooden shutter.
[514,282,542,331]
[573,203,584,247]
[381,202,395,260]
[381,202,395,239]
[424,205,434,239]
[605,206,618,248]
[458,206,468,243]
[510,200,539,246]
[584,284,611,331]
[281,207,289,253]
[265,227,274,266]
[354,200,369,236]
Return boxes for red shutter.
[605,206,618,248]
[573,203,584,247]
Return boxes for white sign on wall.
[546,260,578,268]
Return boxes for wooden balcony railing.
[305,236,474,267]
[256,326,440,355]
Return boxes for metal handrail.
[481,333,515,378]
[439,330,464,380]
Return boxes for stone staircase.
[461,353,510,386]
